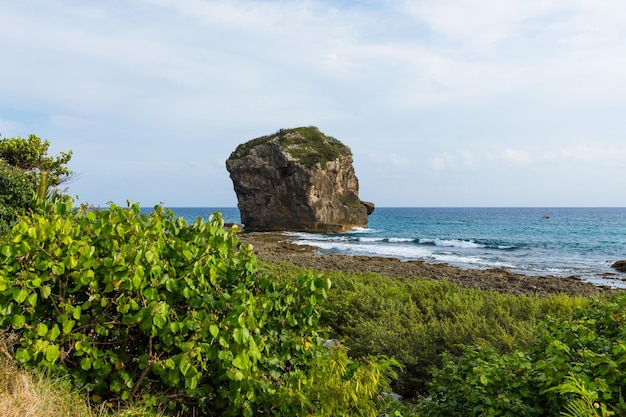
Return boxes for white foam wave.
[285,232,352,242]
[294,239,432,259]
[348,227,379,233]
[432,253,515,268]
[359,237,386,243]
[388,237,416,243]
[420,238,486,249]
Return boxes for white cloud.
[1,0,626,206]
[431,150,475,171]
[486,149,533,166]
[557,144,620,163]
[368,151,410,167]
[484,143,623,167]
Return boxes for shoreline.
[240,232,618,298]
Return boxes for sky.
[1,0,626,207]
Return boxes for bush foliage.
[420,293,626,417]
[0,197,397,416]
[0,162,34,234]
[260,262,587,398]
[0,134,73,233]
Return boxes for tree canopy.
[0,134,73,233]
[0,134,73,190]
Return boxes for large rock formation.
[226,126,374,232]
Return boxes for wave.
[419,238,485,249]
[287,232,513,250]
[348,226,380,233]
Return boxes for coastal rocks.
[611,260,626,273]
[226,126,374,232]
[239,232,613,298]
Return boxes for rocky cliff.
[226,126,374,232]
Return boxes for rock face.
[611,260,626,273]
[226,126,374,232]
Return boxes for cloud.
[486,149,533,165]
[557,144,621,163]
[483,143,624,167]
[1,0,626,206]
[431,150,475,171]
[367,151,410,167]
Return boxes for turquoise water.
[164,207,626,288]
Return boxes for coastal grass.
[0,357,162,417]
[259,261,590,398]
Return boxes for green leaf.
[15,348,31,363]
[27,292,37,307]
[179,356,190,376]
[209,324,219,338]
[219,337,229,348]
[45,344,60,362]
[13,289,28,303]
[37,323,49,337]
[187,374,199,390]
[49,324,61,341]
[169,322,180,333]
[153,314,167,329]
[132,273,142,289]
[62,320,75,335]
[144,287,158,301]
[232,352,249,370]
[0,245,13,257]
[233,328,249,345]
[40,285,51,299]
[80,357,93,370]
[12,314,26,329]
[145,250,156,263]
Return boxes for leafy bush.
[532,294,626,415]
[278,344,400,417]
[0,162,34,234]
[419,349,540,416]
[418,293,626,416]
[260,262,586,398]
[0,197,397,416]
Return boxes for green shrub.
[0,197,401,416]
[278,344,401,417]
[532,294,626,415]
[261,262,586,398]
[419,348,540,416]
[417,293,626,416]
[0,161,34,234]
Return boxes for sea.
[162,207,626,289]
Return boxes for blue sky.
[2,0,626,207]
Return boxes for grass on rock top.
[228,126,351,168]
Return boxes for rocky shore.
[240,232,618,298]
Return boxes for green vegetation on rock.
[228,126,351,168]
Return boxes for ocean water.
[164,207,626,288]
